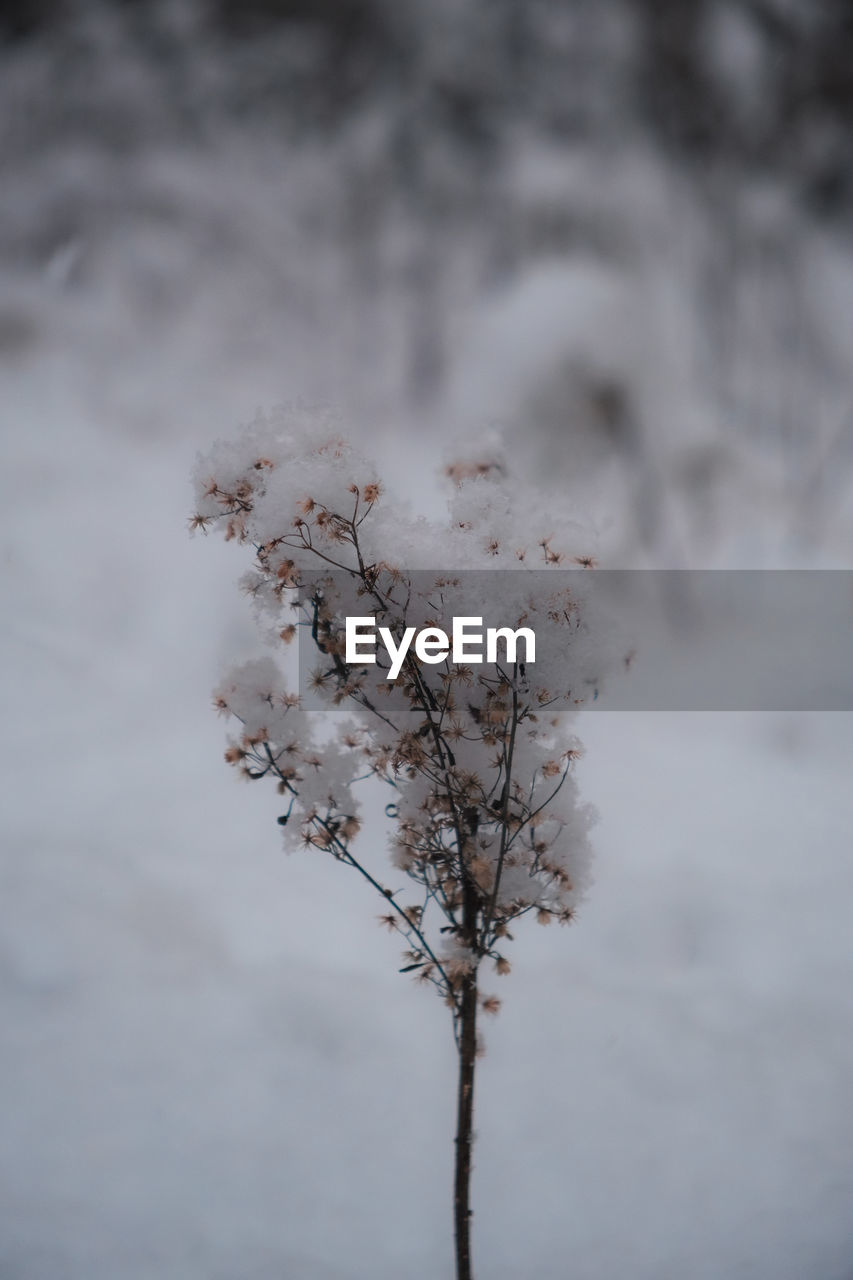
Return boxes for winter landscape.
[2,3,853,1277]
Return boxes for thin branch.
[481,665,520,948]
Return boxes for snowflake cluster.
[193,406,613,1026]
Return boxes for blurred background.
[2,1,852,1276]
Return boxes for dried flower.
[192,409,614,1280]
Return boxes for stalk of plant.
[191,407,611,1280]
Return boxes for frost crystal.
[194,405,613,1024]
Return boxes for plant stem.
[454,968,478,1279]
[450,885,479,1274]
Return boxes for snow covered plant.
[191,407,611,1280]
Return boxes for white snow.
[2,9,853,1276]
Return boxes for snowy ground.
[3,16,853,1275]
[3,325,853,1279]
